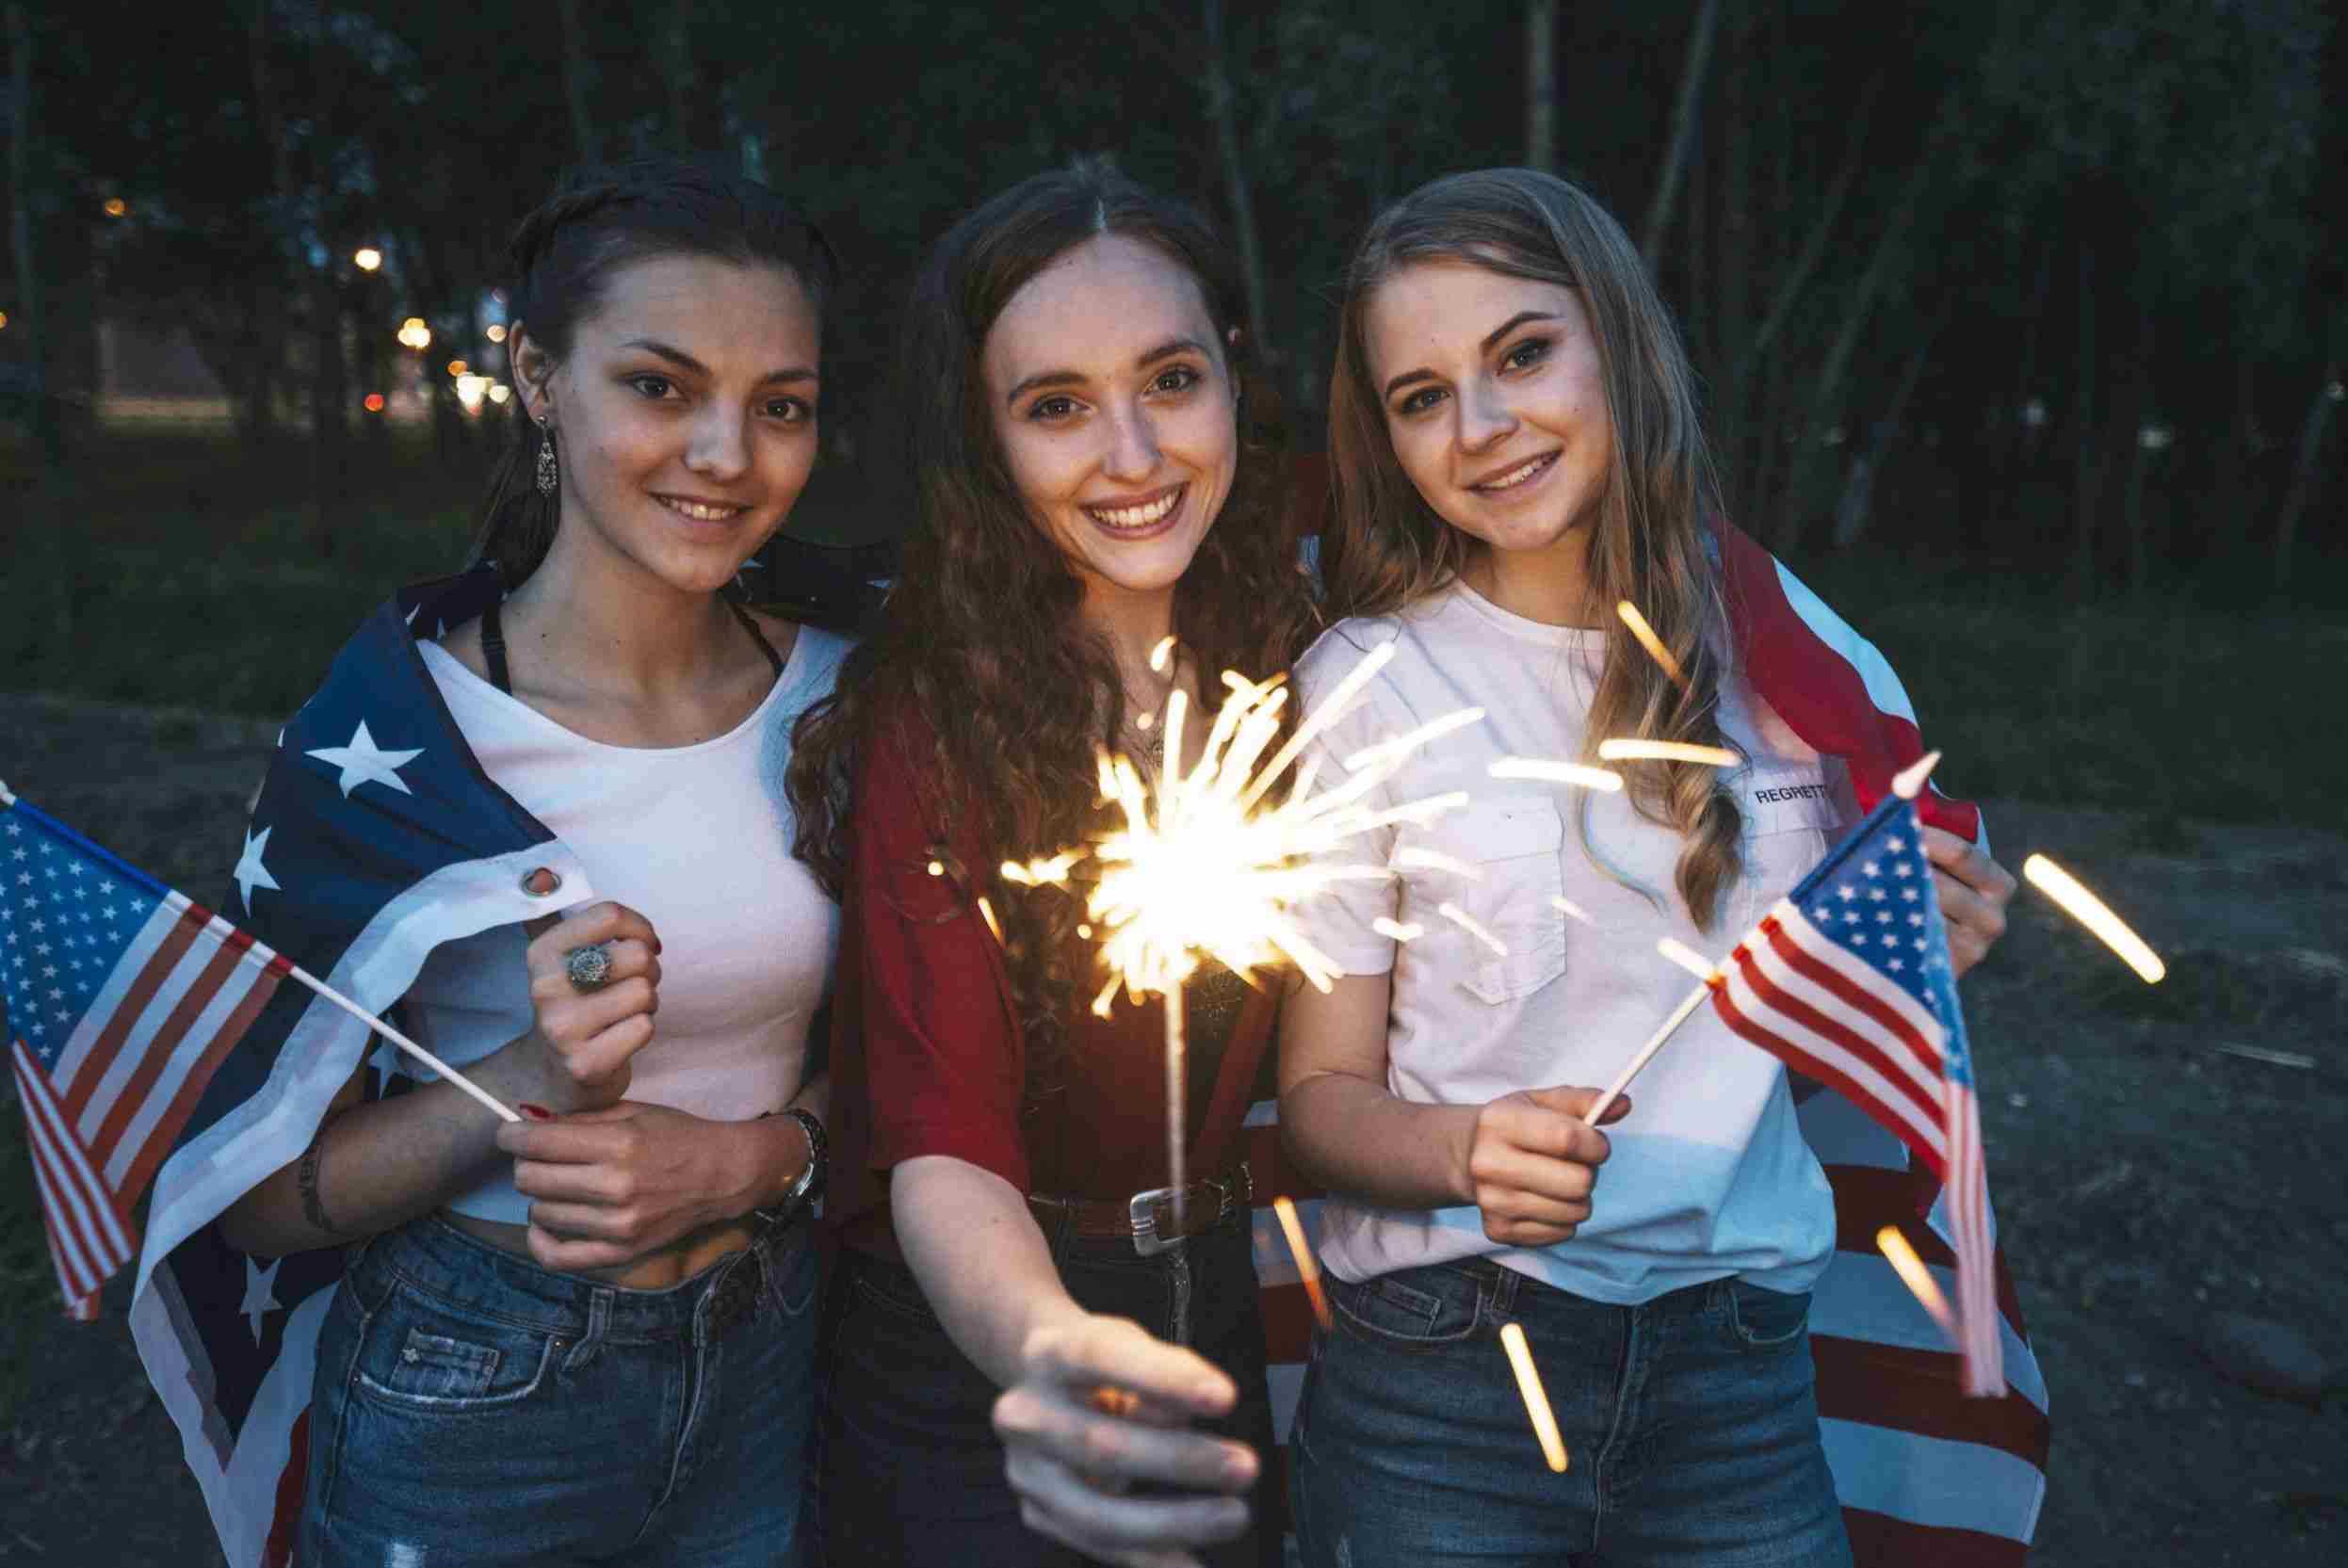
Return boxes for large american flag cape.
[127,569,602,1568]
[1248,520,2048,1560]
[1,792,294,1319]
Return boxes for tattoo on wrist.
[298,1135,339,1237]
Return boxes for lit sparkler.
[1596,737,1741,768]
[1499,1322,1569,1472]
[1616,600,1684,687]
[1875,1224,1959,1348]
[2020,854,2164,982]
[1037,643,1476,1229]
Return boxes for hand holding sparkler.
[993,1316,1258,1567]
[1462,1087,1631,1247]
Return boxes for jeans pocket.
[1329,1269,1481,1350]
[768,1228,824,1318]
[1725,1279,1813,1350]
[353,1287,559,1414]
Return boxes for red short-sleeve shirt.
[825,706,1276,1257]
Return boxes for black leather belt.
[1028,1163,1254,1256]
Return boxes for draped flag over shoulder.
[0,787,293,1319]
[1253,513,2047,1561]
[127,569,600,1568]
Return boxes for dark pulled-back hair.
[788,160,1318,1091]
[473,157,841,590]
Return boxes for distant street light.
[0,311,9,331]
[103,198,126,218]
[485,323,508,344]
[446,359,468,377]
[487,383,511,405]
[397,317,431,350]
[364,393,387,413]
[354,247,382,272]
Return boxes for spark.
[1438,902,1507,956]
[1149,636,1177,672]
[1875,1225,1959,1348]
[1655,937,1715,981]
[2021,854,2164,982]
[1490,758,1624,792]
[1271,1197,1332,1331]
[1070,643,1475,1225]
[999,851,1084,887]
[1395,847,1482,880]
[1499,1322,1569,1472]
[1596,738,1741,768]
[1616,601,1683,687]
[1344,707,1486,773]
[1552,897,1593,924]
[1372,917,1424,943]
[975,896,1004,946]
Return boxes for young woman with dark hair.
[788,161,1319,1568]
[1276,169,2019,1567]
[206,158,850,1566]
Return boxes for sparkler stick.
[1875,1225,1959,1348]
[2021,855,2164,983]
[1271,1196,1333,1331]
[1498,1322,1569,1472]
[1583,974,1710,1125]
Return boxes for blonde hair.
[1322,168,1742,929]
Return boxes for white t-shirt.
[408,625,851,1225]
[1293,581,1855,1304]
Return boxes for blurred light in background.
[354,248,382,272]
[485,323,507,343]
[454,374,491,413]
[0,311,9,331]
[2137,424,2175,452]
[486,383,511,405]
[446,359,468,377]
[103,198,127,218]
[363,393,386,413]
[397,317,431,349]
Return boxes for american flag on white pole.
[1708,790,2003,1397]
[0,784,292,1318]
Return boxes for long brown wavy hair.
[788,161,1319,1093]
[1321,168,1743,929]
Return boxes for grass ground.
[2,428,2344,1560]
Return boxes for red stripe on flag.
[114,965,284,1207]
[1735,949,1946,1133]
[1761,921,1945,1084]
[85,933,254,1169]
[1840,1507,2032,1568]
[1710,983,1947,1178]
[60,909,207,1110]
[1810,1334,2051,1461]
[24,1126,103,1303]
[13,1047,128,1300]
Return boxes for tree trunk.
[1524,0,1557,172]
[1202,0,1273,364]
[2272,306,2343,586]
[7,0,72,642]
[1831,323,1936,550]
[306,25,350,555]
[1714,3,1751,514]
[557,0,599,165]
[1640,0,1721,265]
[1775,161,1928,551]
[1731,76,1878,387]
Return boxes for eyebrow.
[1380,311,1562,399]
[1003,337,1212,409]
[621,338,818,385]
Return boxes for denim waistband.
[353,1211,814,1346]
[1358,1254,1741,1321]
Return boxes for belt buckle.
[1128,1186,1180,1256]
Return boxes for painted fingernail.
[519,1103,554,1122]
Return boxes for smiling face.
[1363,260,1614,576]
[516,252,821,596]
[981,234,1238,612]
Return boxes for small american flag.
[0,787,290,1318]
[1708,790,2002,1397]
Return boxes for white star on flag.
[241,1255,283,1344]
[305,720,423,798]
[233,826,283,913]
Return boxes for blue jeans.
[818,1204,1281,1568]
[1290,1261,1852,1568]
[301,1212,824,1567]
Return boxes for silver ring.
[564,943,613,992]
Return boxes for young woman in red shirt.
[788,162,1318,1567]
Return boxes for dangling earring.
[534,417,559,497]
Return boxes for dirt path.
[2,694,2343,1565]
